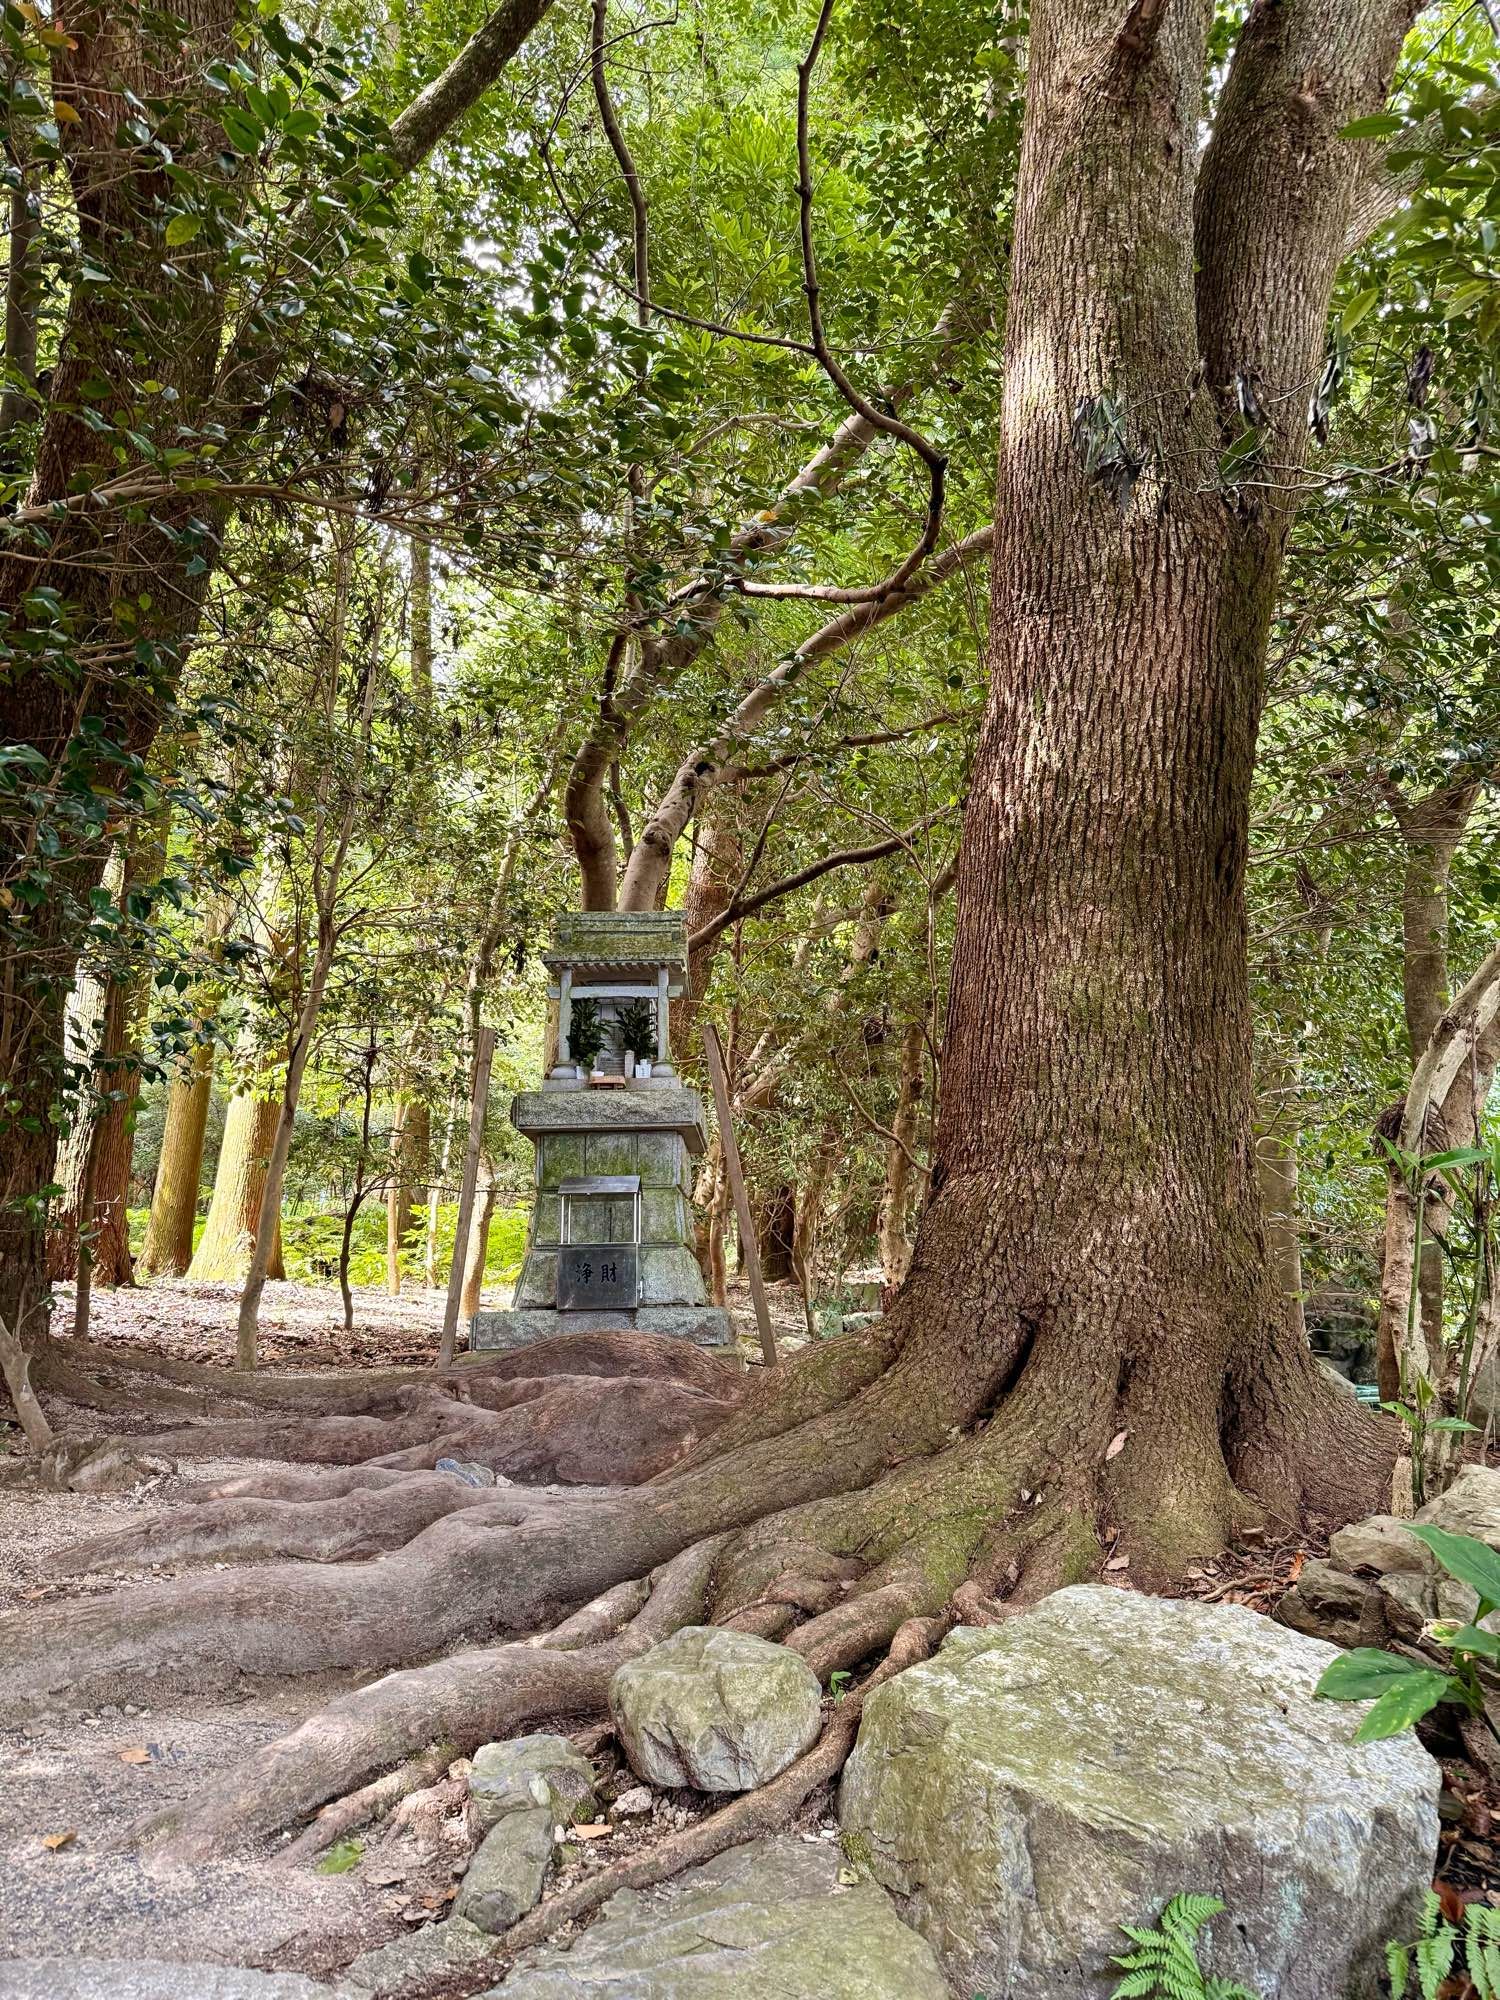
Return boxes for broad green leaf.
[1315,1647,1431,1700]
[1352,1669,1452,1741]
[164,213,202,247]
[1445,1624,1500,1663]
[1341,287,1381,333]
[1340,114,1406,139]
[313,1837,362,1874]
[1407,1524,1500,1607]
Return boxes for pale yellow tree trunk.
[187,1089,285,1283]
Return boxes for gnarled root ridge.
[7,1285,1393,1872]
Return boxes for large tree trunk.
[863,0,1416,1573]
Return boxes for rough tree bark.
[0,0,1428,1854]
[187,1089,286,1285]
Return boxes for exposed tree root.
[55,1471,516,1573]
[37,1328,734,1421]
[106,1368,738,1487]
[491,1613,947,1966]
[277,1741,457,1866]
[132,1537,727,1863]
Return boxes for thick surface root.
[133,1537,726,1863]
[131,1372,736,1485]
[56,1471,511,1573]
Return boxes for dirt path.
[0,1276,790,1980]
[0,1283,471,1978]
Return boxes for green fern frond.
[1465,1905,1500,2000]
[1161,1895,1228,1943]
[1386,1938,1413,1998]
[1109,1894,1252,2000]
[1415,1891,1444,1943]
[1415,1928,1456,2000]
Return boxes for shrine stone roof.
[543,910,688,974]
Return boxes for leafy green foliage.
[1386,1891,1500,2000]
[1315,1524,1500,1742]
[1109,1895,1256,2000]
[568,1000,607,1072]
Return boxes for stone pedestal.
[470,1084,734,1353]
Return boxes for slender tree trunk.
[385,1095,430,1295]
[758,1186,796,1285]
[1373,782,1480,1395]
[793,1129,837,1336]
[460,1162,498,1321]
[187,1089,285,1284]
[878,1020,926,1290]
[139,894,232,1281]
[139,1053,214,1280]
[0,168,39,440]
[425,1088,459,1289]
[236,938,335,1367]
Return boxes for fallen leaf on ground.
[1105,1430,1127,1461]
[42,1830,76,1851]
[313,1838,362,1875]
[1104,1554,1129,1571]
[118,1746,151,1765]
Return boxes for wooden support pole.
[701,1023,777,1368]
[437,1023,497,1368]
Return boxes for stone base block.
[470,1305,736,1352]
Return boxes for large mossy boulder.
[838,1586,1438,1999]
[485,1835,949,1999]
[609,1627,822,1792]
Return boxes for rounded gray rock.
[609,1627,822,1793]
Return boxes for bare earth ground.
[0,1281,459,1972]
[0,1274,794,1980]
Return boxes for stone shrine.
[469,911,734,1352]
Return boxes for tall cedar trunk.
[138,1053,214,1280]
[187,1092,285,1284]
[878,1019,926,1289]
[878,0,1415,1571]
